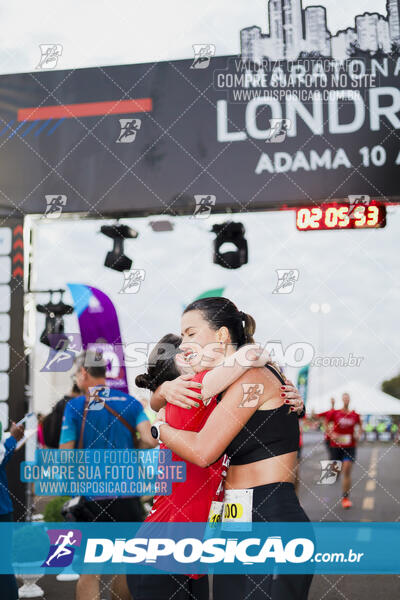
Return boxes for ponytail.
[241,312,256,344]
[135,373,154,391]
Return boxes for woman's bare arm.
[150,347,304,414]
[201,344,270,400]
[157,368,265,467]
[150,375,202,412]
[150,343,268,411]
[150,385,167,412]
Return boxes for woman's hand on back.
[160,374,202,410]
[281,380,304,415]
[231,346,304,414]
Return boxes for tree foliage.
[381,373,400,400]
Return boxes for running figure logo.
[265,119,291,143]
[40,334,82,372]
[272,269,299,294]
[119,269,146,293]
[193,195,216,218]
[42,529,81,567]
[36,44,63,69]
[190,44,216,69]
[44,195,67,219]
[239,384,264,408]
[87,385,110,411]
[116,119,142,143]
[347,195,370,219]
[317,460,342,485]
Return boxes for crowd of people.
[0,296,373,600]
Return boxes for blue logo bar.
[3,522,400,575]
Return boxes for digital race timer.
[296,203,386,231]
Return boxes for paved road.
[299,431,400,600]
[299,431,400,523]
[33,432,400,599]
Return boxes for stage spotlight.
[212,221,248,269]
[100,224,138,272]
[36,293,74,347]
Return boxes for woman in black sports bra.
[154,297,313,600]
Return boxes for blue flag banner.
[2,522,399,575]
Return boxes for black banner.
[0,55,399,217]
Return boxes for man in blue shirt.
[0,421,24,600]
[59,351,156,600]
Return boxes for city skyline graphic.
[240,0,400,61]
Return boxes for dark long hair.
[135,333,181,392]
[183,297,256,348]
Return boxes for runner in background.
[327,393,362,509]
[313,397,336,459]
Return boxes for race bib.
[207,500,223,526]
[221,489,253,531]
[337,434,352,445]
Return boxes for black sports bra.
[217,364,300,466]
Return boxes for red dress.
[146,370,225,523]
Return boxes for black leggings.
[213,482,313,600]
[127,573,209,600]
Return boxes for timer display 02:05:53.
[296,204,386,231]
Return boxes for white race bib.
[337,434,352,445]
[207,500,223,525]
[221,488,253,531]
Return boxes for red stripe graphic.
[18,98,153,122]
[13,239,23,249]
[13,225,23,235]
[13,266,23,278]
[13,252,23,264]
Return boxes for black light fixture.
[100,223,138,272]
[36,289,74,347]
[212,221,248,269]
